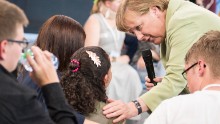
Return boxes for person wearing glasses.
[102,0,220,123]
[144,30,220,124]
[7,38,29,51]
[0,1,97,124]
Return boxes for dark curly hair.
[61,46,111,116]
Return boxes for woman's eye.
[136,25,142,31]
[128,30,134,35]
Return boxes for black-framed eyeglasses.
[182,62,198,80]
[7,38,29,50]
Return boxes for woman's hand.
[145,76,163,91]
[103,99,135,123]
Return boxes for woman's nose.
[134,31,144,41]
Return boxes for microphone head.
[142,49,152,62]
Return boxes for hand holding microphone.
[145,77,162,91]
[142,49,159,90]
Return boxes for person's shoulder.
[161,91,212,108]
[86,102,109,123]
[87,13,100,21]
[87,101,124,124]
[168,92,201,101]
[194,90,220,101]
[84,13,100,28]
[0,75,37,109]
[0,71,37,99]
[159,93,194,107]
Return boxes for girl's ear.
[104,74,109,87]
[104,69,111,88]
[104,68,112,88]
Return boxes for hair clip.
[71,59,80,73]
[86,50,101,67]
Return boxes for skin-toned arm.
[84,14,100,46]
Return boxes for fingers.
[103,100,128,123]
[107,98,115,103]
[145,76,163,91]
[103,100,121,112]
[43,50,52,61]
[145,76,155,91]
[145,76,164,90]
[113,114,126,123]
[145,76,151,83]
[31,47,54,71]
[31,46,44,66]
[105,106,123,118]
[146,82,154,91]
[103,101,138,123]
[154,77,163,82]
[145,76,163,83]
[145,82,154,87]
[103,100,125,116]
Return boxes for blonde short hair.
[116,0,168,32]
[185,30,220,77]
[0,0,29,40]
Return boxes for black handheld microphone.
[142,49,157,86]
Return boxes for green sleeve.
[140,16,200,111]
[140,0,220,111]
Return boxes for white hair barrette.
[86,50,101,67]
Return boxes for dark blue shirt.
[17,69,85,124]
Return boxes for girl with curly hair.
[61,46,122,124]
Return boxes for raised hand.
[27,46,59,87]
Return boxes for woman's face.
[124,7,166,44]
